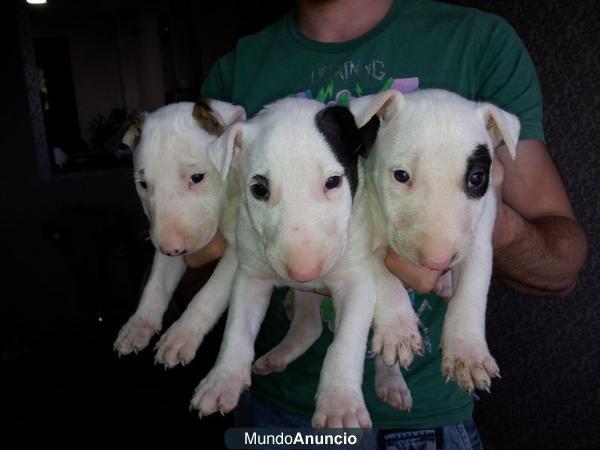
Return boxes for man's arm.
[491,139,587,296]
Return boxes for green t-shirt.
[202,0,545,429]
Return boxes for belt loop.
[435,427,444,449]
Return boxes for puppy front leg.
[155,245,238,368]
[374,356,412,412]
[114,251,186,355]
[312,274,376,429]
[371,254,423,368]
[190,269,272,417]
[441,197,500,393]
[253,289,323,375]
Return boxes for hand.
[184,231,228,268]
[491,154,519,250]
[384,249,442,295]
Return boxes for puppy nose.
[287,265,322,283]
[159,235,187,256]
[420,255,453,272]
[159,246,186,256]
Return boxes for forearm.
[493,207,587,296]
[184,232,228,268]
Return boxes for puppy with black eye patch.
[350,88,521,394]
[190,97,420,429]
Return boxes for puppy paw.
[441,337,500,393]
[154,320,204,368]
[252,349,289,375]
[375,363,413,412]
[372,316,423,369]
[113,315,160,356]
[190,367,250,418]
[312,385,372,429]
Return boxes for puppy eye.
[250,176,270,201]
[393,170,410,183]
[138,180,148,190]
[190,173,205,184]
[467,167,487,188]
[325,176,341,190]
[251,184,269,201]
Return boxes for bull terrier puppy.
[113,100,245,361]
[190,98,418,428]
[351,88,520,393]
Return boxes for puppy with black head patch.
[190,97,418,428]
[350,88,520,393]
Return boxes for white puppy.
[113,100,245,359]
[350,88,520,393]
[190,98,420,428]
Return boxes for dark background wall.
[448,2,600,449]
[2,0,598,448]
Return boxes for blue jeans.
[237,392,483,450]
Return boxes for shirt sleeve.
[200,51,236,102]
[475,14,545,143]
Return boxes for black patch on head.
[359,115,380,158]
[464,144,492,199]
[315,106,379,197]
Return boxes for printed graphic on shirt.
[295,60,419,105]
[310,60,389,86]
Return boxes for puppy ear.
[207,122,244,180]
[206,99,246,127]
[193,98,246,135]
[478,103,521,159]
[120,111,146,149]
[349,90,403,127]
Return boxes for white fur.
[190,98,386,428]
[252,290,413,412]
[351,89,520,392]
[113,100,245,357]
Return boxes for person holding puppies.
[187,0,587,448]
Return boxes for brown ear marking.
[193,99,225,135]
[119,111,145,149]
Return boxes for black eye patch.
[250,175,270,201]
[464,144,491,199]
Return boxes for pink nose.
[420,256,453,272]
[160,246,186,256]
[287,265,322,282]
[159,236,187,256]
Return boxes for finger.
[313,287,331,297]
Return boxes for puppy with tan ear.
[113,99,245,359]
[351,89,520,393]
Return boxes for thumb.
[492,155,504,196]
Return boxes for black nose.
[160,247,186,256]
